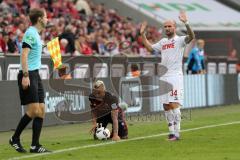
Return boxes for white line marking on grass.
[8,121,240,160]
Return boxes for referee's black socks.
[31,117,43,147]
[13,114,32,140]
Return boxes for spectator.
[197,39,206,73]
[228,48,238,61]
[0,0,162,57]
[58,65,72,79]
[127,64,141,77]
[236,60,240,73]
[60,38,69,55]
[131,42,140,55]
[106,36,120,56]
[0,32,9,53]
[15,32,23,54]
[75,0,92,16]
[187,39,205,74]
[0,32,3,53]
[75,36,93,55]
[92,36,107,55]
[59,25,76,54]
[16,22,27,35]
[7,32,17,53]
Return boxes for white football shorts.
[159,75,184,105]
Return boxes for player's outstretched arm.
[89,110,97,134]
[111,109,120,141]
[179,11,195,44]
[140,21,154,52]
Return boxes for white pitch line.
[8,121,240,160]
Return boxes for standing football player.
[89,80,128,141]
[140,11,195,140]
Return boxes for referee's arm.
[21,43,31,89]
[89,110,97,134]
[21,48,30,74]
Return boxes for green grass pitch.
[1,104,240,160]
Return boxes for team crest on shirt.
[25,35,35,45]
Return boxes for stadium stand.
[0,0,161,56]
[217,0,240,11]
[0,0,239,80]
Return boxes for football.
[96,127,111,140]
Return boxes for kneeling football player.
[89,80,128,141]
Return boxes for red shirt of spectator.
[80,43,93,55]
[77,36,93,55]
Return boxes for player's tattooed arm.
[184,22,195,44]
[179,11,195,44]
[140,21,154,52]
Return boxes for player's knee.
[167,115,174,122]
[173,108,181,122]
[35,103,45,118]
[174,113,181,122]
[33,107,44,118]
[31,109,40,117]
[165,110,174,122]
[27,103,39,117]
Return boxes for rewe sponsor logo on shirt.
[162,43,175,50]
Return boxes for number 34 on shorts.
[169,89,183,100]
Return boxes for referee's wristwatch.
[23,72,29,77]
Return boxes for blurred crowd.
[0,0,161,56]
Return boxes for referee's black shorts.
[18,70,45,105]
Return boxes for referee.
[9,8,49,153]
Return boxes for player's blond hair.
[93,80,106,90]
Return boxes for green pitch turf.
[0,104,240,160]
